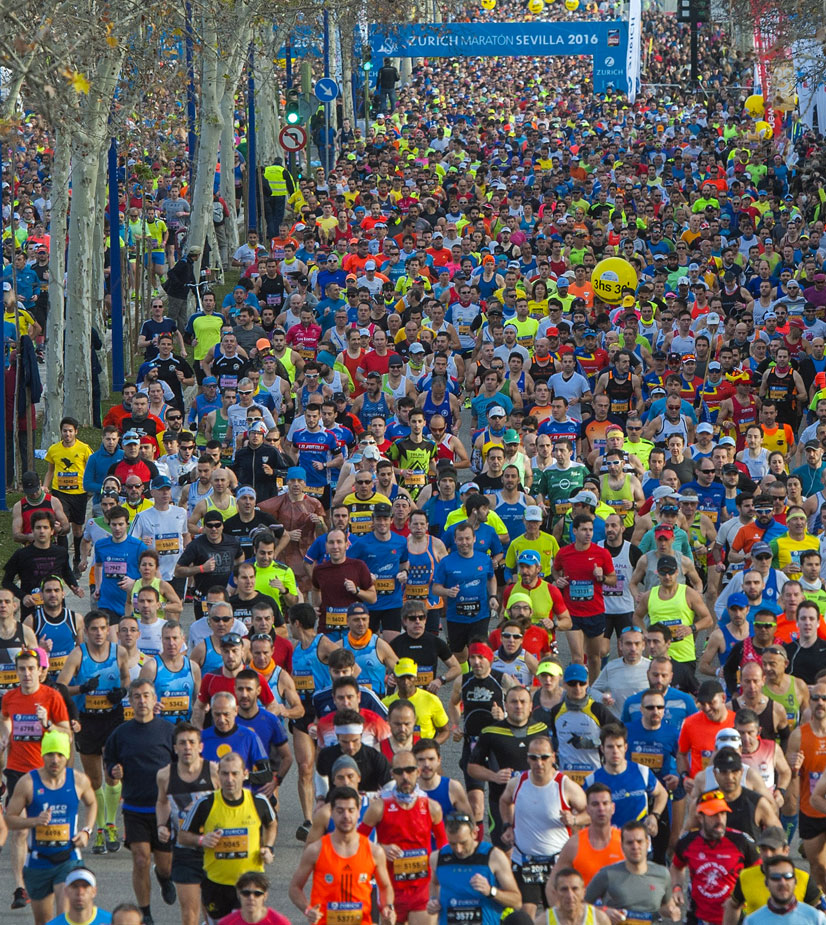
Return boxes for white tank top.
[600,540,635,614]
[700,764,749,791]
[512,771,571,861]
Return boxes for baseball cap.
[806,439,822,450]
[488,405,506,419]
[678,276,690,286]
[287,466,307,480]
[718,436,736,447]
[657,554,678,573]
[751,541,773,558]
[563,663,589,684]
[556,276,569,286]
[256,337,272,352]
[716,728,743,747]
[361,446,380,461]
[409,343,426,354]
[708,361,722,371]
[517,549,542,566]
[65,869,97,888]
[714,746,743,772]
[790,318,805,328]
[503,429,520,444]
[571,490,598,507]
[394,658,418,677]
[202,376,218,386]
[248,421,268,434]
[388,355,404,367]
[652,485,680,501]
[707,312,720,326]
[21,471,40,490]
[122,430,140,445]
[536,661,564,677]
[459,482,480,496]
[220,633,243,648]
[727,592,749,609]
[654,523,675,536]
[203,511,224,526]
[696,423,714,434]
[524,505,543,522]
[758,826,787,850]
[151,475,172,490]
[697,796,732,816]
[373,502,392,517]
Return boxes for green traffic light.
[286,110,300,124]
[363,61,372,71]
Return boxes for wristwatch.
[490,886,498,899]
[82,826,94,837]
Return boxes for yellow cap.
[394,658,419,677]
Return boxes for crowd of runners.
[4,2,826,925]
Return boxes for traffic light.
[285,89,301,125]
[362,48,372,72]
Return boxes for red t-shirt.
[1,685,70,772]
[677,709,735,777]
[197,672,276,706]
[552,543,615,617]
[359,350,399,378]
[218,910,291,925]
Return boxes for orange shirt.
[310,833,376,925]
[567,281,594,310]
[1,685,70,772]
[731,523,766,559]
[800,723,826,818]
[678,708,735,777]
[572,826,624,885]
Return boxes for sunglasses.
[212,616,232,623]
[767,872,795,882]
[643,704,665,710]
[239,889,267,897]
[700,789,725,803]
[392,766,417,775]
[238,390,253,396]
[527,753,553,761]
[445,812,473,826]
[754,621,776,628]
[811,694,826,702]
[502,633,523,640]
[405,614,426,622]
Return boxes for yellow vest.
[203,789,263,885]
[263,165,288,197]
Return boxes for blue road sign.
[314,77,340,102]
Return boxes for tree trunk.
[255,36,280,166]
[41,128,69,448]
[219,87,241,251]
[64,131,99,423]
[340,21,355,129]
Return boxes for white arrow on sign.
[314,77,340,102]
[279,125,307,152]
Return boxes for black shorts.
[289,710,316,736]
[604,611,634,639]
[53,490,89,526]
[123,809,172,852]
[447,617,490,654]
[201,878,239,921]
[800,812,826,842]
[99,607,123,627]
[460,740,485,793]
[76,706,124,755]
[171,848,205,885]
[369,607,402,634]
[4,768,24,807]
[571,612,607,639]
[426,605,444,636]
[512,856,556,907]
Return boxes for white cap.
[696,423,714,434]
[361,446,380,460]
[488,406,506,418]
[715,728,742,746]
[524,505,543,522]
[678,276,690,286]
[652,485,681,501]
[707,312,720,326]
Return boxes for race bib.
[563,769,589,784]
[84,693,113,712]
[48,655,68,673]
[625,913,655,925]
[393,849,429,881]
[375,578,395,593]
[56,471,79,491]
[405,472,426,487]
[604,578,624,597]
[155,533,180,555]
[103,560,127,579]
[35,823,70,844]
[294,674,314,691]
[325,609,347,626]
[416,669,435,686]
[631,751,664,770]
[12,713,42,741]
[447,905,482,925]
[0,669,19,688]
[214,827,248,859]
[517,857,553,885]
[160,695,190,714]
[554,502,572,516]
[123,706,134,721]
[218,375,238,390]
[404,584,429,599]
[305,484,324,499]
[569,580,594,601]
[456,600,480,618]
[326,903,363,925]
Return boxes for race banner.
[368,22,630,94]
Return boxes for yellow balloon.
[590,257,638,306]
[744,94,764,118]
[481,0,496,9]
[755,120,773,139]
[528,0,544,11]
[565,0,579,8]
